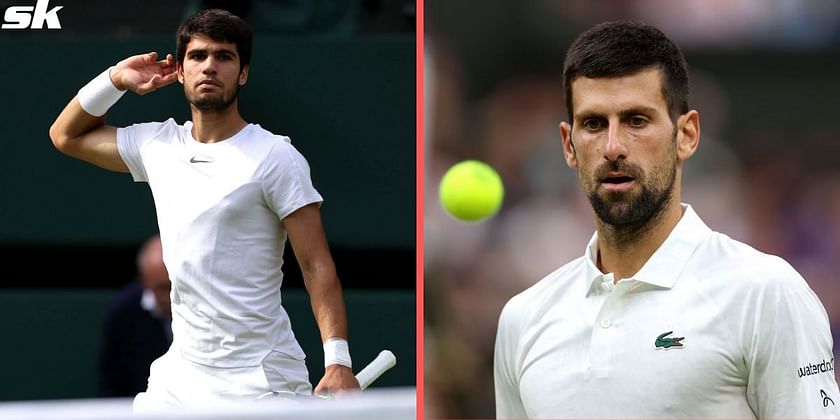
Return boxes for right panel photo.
[424,1,840,419]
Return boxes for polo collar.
[141,288,167,320]
[584,204,712,295]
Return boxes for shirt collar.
[141,288,165,319]
[584,204,712,295]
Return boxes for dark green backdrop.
[0,36,414,249]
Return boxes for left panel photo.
[0,1,416,418]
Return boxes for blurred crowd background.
[425,0,840,418]
[0,0,415,403]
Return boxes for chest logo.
[821,389,835,407]
[655,331,684,349]
[190,155,214,163]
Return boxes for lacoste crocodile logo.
[655,331,684,349]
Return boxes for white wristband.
[77,67,126,117]
[323,337,352,368]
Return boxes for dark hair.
[563,21,689,123]
[176,9,252,69]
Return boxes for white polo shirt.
[117,118,323,368]
[495,204,840,419]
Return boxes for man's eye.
[629,116,647,127]
[583,119,603,130]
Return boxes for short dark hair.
[176,9,252,69]
[563,21,689,123]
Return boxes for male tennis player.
[49,9,359,409]
[494,21,840,419]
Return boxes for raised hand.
[111,52,178,95]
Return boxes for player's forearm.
[304,266,359,391]
[304,268,349,343]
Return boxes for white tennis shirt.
[117,119,323,368]
[495,204,840,419]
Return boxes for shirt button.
[601,282,612,291]
[600,319,612,328]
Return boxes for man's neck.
[190,103,247,143]
[596,198,684,282]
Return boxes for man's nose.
[202,57,217,74]
[603,122,628,161]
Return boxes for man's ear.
[560,121,577,169]
[176,62,184,84]
[676,110,700,162]
[239,64,249,86]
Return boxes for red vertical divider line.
[415,0,425,419]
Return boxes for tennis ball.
[438,160,504,222]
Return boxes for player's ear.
[176,62,184,85]
[239,64,249,86]
[560,121,577,169]
[676,110,700,161]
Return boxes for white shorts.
[133,343,312,412]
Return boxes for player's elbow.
[49,123,84,158]
[49,122,72,152]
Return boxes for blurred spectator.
[97,235,171,398]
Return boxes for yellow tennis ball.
[439,160,504,222]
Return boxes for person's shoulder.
[241,124,303,159]
[501,257,587,323]
[517,257,587,300]
[700,231,804,289]
[244,124,293,146]
[121,118,185,142]
[125,118,182,132]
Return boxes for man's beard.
[187,84,239,111]
[586,143,677,236]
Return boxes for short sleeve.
[494,300,529,419]
[744,258,840,419]
[116,120,172,182]
[258,141,323,220]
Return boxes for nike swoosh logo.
[189,156,214,163]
